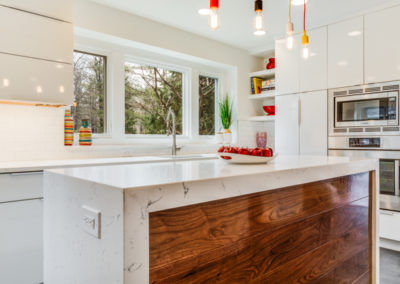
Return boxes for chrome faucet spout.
[166,108,179,156]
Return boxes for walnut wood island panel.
[150,172,372,284]
[43,156,379,284]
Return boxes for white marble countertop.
[0,154,217,174]
[46,155,378,190]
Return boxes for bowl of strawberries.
[217,146,276,164]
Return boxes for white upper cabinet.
[0,6,73,64]
[275,34,301,95]
[365,6,400,84]
[0,0,73,22]
[275,94,299,155]
[299,27,327,92]
[299,90,327,156]
[0,53,73,105]
[328,17,364,88]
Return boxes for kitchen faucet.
[166,108,181,156]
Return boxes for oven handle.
[395,160,400,196]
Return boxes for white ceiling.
[89,0,400,55]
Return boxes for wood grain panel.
[149,172,371,284]
[307,249,369,284]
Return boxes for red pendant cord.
[303,0,306,32]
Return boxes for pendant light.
[254,0,266,36]
[209,0,220,30]
[301,0,309,59]
[286,0,294,49]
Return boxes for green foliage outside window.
[125,63,183,135]
[72,51,106,133]
[199,76,217,135]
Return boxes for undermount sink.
[169,154,218,161]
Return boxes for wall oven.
[328,81,400,212]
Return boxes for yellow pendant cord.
[289,0,291,20]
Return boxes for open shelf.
[249,69,275,79]
[249,90,275,100]
[248,116,275,122]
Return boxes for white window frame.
[73,35,226,145]
[123,55,191,139]
[73,45,113,140]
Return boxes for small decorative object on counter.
[216,131,224,144]
[219,95,233,144]
[64,109,74,146]
[266,57,275,69]
[79,119,92,146]
[256,132,267,148]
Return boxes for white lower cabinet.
[276,90,327,156]
[0,172,43,284]
[380,210,400,242]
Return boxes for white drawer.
[0,172,43,203]
[0,0,73,22]
[0,6,72,63]
[380,210,400,241]
[0,53,73,105]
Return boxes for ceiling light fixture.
[347,30,362,37]
[254,0,266,36]
[286,0,294,49]
[209,0,220,30]
[198,8,211,16]
[292,0,308,6]
[301,0,309,59]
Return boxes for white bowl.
[218,152,277,164]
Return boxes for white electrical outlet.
[81,205,101,239]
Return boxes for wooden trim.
[0,100,65,108]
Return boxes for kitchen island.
[43,155,379,284]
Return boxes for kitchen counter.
[43,155,379,284]
[47,155,376,190]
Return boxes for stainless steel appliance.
[328,81,400,212]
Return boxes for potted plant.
[219,95,233,144]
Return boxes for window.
[199,76,218,135]
[72,51,107,134]
[125,62,183,135]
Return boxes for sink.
[169,154,218,161]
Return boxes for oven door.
[335,92,398,128]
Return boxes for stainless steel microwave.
[328,82,400,133]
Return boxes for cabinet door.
[0,172,43,203]
[275,94,299,155]
[299,90,328,156]
[300,27,327,92]
[365,6,400,83]
[380,210,400,241]
[0,199,43,284]
[0,53,73,105]
[0,6,73,64]
[0,0,73,22]
[275,34,300,95]
[328,17,364,88]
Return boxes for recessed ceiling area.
[88,0,400,55]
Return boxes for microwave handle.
[395,160,400,196]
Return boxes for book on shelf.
[250,77,263,94]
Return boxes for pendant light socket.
[210,0,219,10]
[286,21,294,35]
[302,32,309,45]
[255,0,263,12]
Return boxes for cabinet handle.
[380,211,395,216]
[298,97,301,126]
[9,171,43,176]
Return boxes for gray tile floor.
[380,248,400,284]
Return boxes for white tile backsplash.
[0,105,221,162]
[237,120,275,149]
